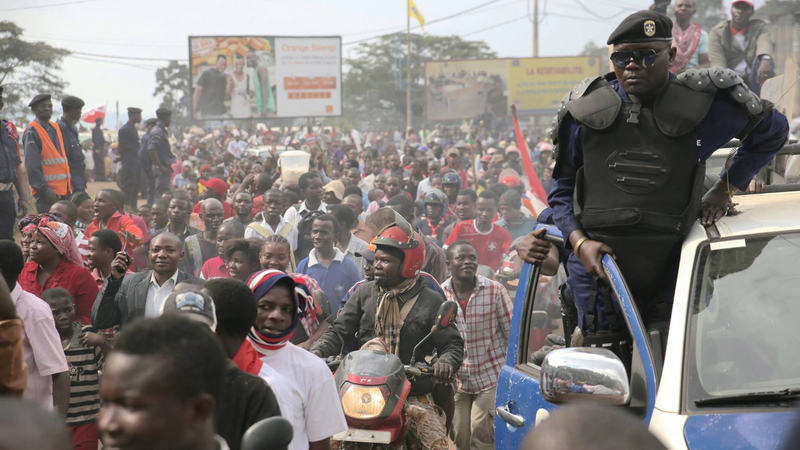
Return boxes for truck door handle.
[496,405,525,428]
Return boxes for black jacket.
[216,360,282,450]
[311,278,464,395]
[91,269,199,329]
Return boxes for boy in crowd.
[43,288,109,450]
[296,215,361,316]
[444,191,513,272]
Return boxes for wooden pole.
[406,0,412,136]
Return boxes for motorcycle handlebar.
[404,365,434,378]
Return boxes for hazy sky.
[5,0,750,127]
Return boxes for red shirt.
[251,195,263,218]
[19,260,99,325]
[444,220,513,272]
[201,256,229,279]
[191,200,235,220]
[232,340,263,376]
[83,211,144,263]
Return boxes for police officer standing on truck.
[549,11,788,332]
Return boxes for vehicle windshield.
[686,232,800,408]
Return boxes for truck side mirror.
[433,300,458,333]
[540,347,630,406]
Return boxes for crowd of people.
[0,2,792,450]
[1,78,553,450]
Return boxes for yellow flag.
[409,0,425,31]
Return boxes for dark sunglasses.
[610,48,668,69]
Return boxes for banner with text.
[189,36,342,120]
[424,56,601,121]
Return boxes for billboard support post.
[532,0,539,57]
[406,0,412,136]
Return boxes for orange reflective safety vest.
[28,121,71,197]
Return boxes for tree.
[0,21,69,118]
[579,41,611,75]
[153,61,190,126]
[343,33,497,130]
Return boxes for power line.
[27,32,185,48]
[0,0,100,12]
[67,55,159,71]
[70,51,186,62]
[343,0,508,47]
[462,15,530,37]
[572,0,632,20]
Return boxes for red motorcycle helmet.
[372,226,426,278]
[500,174,522,188]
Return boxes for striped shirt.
[442,275,512,394]
[63,322,104,426]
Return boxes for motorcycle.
[325,300,459,449]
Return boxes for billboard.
[424,56,601,121]
[189,36,341,120]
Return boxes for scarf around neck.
[247,269,311,355]
[375,276,419,356]
[671,21,702,73]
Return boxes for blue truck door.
[494,230,565,450]
[495,227,659,449]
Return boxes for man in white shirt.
[247,270,347,450]
[284,173,327,262]
[283,173,327,226]
[92,233,199,328]
[0,241,69,415]
[246,189,299,251]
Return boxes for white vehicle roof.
[712,190,800,238]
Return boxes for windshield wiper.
[695,388,800,407]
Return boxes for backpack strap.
[400,294,420,322]
[247,222,273,239]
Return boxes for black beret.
[28,94,51,108]
[127,107,142,114]
[607,11,672,45]
[61,96,85,109]
[156,107,172,118]
[145,118,158,126]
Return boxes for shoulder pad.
[565,78,621,130]
[676,68,713,91]
[708,67,743,89]
[569,76,603,100]
[727,82,765,116]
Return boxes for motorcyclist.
[311,223,464,450]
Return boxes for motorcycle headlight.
[341,384,387,419]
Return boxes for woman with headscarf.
[18,215,99,325]
[246,269,347,450]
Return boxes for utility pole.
[532,0,539,57]
[406,0,412,136]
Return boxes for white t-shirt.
[258,344,347,450]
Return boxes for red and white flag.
[511,105,549,215]
[80,103,106,124]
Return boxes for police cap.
[28,94,51,108]
[61,96,85,110]
[145,118,158,126]
[127,107,142,115]
[607,11,672,45]
[156,107,172,119]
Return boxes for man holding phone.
[91,232,200,329]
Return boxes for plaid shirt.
[442,275,512,394]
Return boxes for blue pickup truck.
[495,190,800,450]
